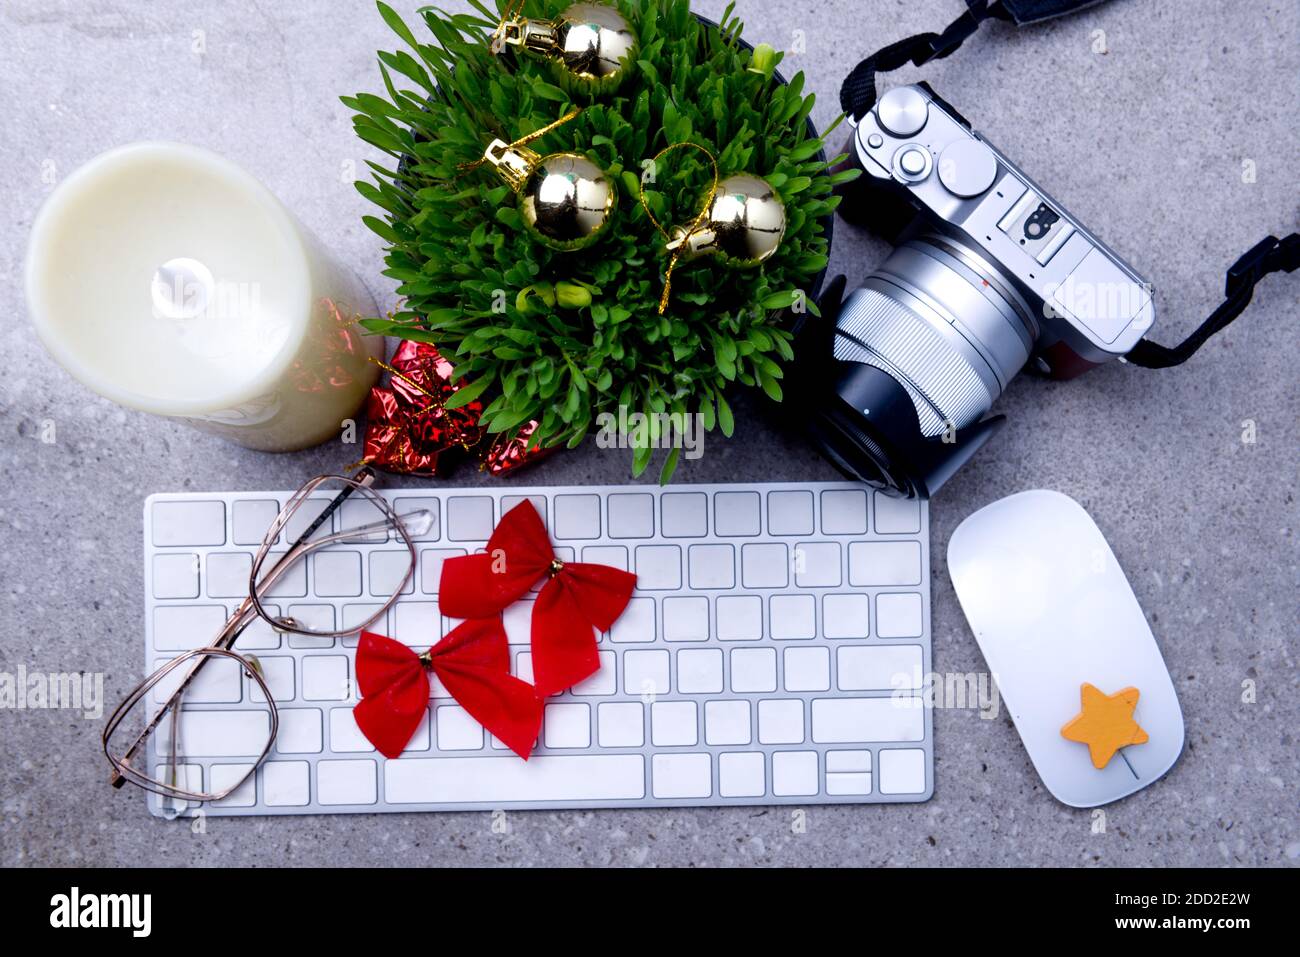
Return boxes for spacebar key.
[385,755,646,804]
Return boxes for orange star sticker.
[1061,683,1150,769]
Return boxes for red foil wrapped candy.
[361,340,484,476]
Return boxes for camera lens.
[833,234,1038,437]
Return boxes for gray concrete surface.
[1,0,1296,867]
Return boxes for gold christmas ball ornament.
[666,174,787,267]
[482,138,615,252]
[493,2,638,93]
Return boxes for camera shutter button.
[937,140,998,198]
[876,87,929,137]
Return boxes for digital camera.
[791,82,1156,498]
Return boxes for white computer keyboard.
[142,482,933,816]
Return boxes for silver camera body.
[836,83,1155,439]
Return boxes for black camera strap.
[840,0,1113,121]
[1126,233,1300,368]
[840,1,1010,122]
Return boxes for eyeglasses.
[103,470,432,808]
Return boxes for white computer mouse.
[947,489,1184,808]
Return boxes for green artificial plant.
[345,0,855,481]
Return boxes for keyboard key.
[820,489,868,535]
[206,552,251,599]
[313,551,362,597]
[501,495,547,526]
[876,593,924,638]
[446,496,494,541]
[677,648,724,694]
[286,603,335,648]
[369,551,415,597]
[262,760,310,806]
[284,497,336,544]
[767,490,814,536]
[719,752,765,797]
[150,655,242,705]
[610,597,655,643]
[624,649,670,697]
[393,497,440,542]
[634,545,682,590]
[826,771,873,796]
[154,710,270,758]
[714,491,760,536]
[436,705,484,750]
[543,703,591,749]
[153,604,227,651]
[874,492,921,534]
[878,748,927,794]
[582,545,628,571]
[716,595,762,641]
[237,609,282,650]
[784,647,831,692]
[505,656,527,696]
[318,759,378,805]
[826,750,872,772]
[651,701,698,746]
[152,500,225,546]
[793,542,841,587]
[210,764,257,807]
[652,753,711,798]
[821,748,873,795]
[741,543,788,588]
[607,493,654,538]
[340,498,389,543]
[419,548,467,595]
[769,594,816,640]
[341,603,385,643]
[301,656,349,701]
[571,651,616,696]
[554,494,601,539]
[662,596,709,642]
[275,708,323,754]
[330,707,376,752]
[502,599,534,646]
[261,551,307,598]
[848,542,922,586]
[232,499,279,546]
[386,755,646,803]
[150,763,202,819]
[403,710,432,751]
[394,602,441,648]
[152,553,199,599]
[731,648,777,693]
[598,702,644,747]
[772,751,819,796]
[705,700,751,745]
[249,656,295,702]
[823,594,871,639]
[811,697,924,743]
[660,492,707,537]
[837,645,923,691]
[758,699,805,745]
[687,544,735,589]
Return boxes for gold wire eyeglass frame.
[102,470,429,804]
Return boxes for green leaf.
[443,374,493,410]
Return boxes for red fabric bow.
[354,620,543,760]
[439,501,638,696]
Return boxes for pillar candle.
[25,141,384,452]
